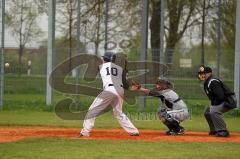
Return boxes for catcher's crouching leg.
[158,110,184,135]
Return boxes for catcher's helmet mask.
[156,78,173,89]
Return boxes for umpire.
[198,66,236,137]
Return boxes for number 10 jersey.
[99,62,124,95]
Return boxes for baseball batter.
[80,52,139,137]
[132,79,189,135]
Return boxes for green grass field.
[0,111,240,131]
[1,108,240,159]
[1,76,240,159]
[1,138,240,159]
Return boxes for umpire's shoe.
[208,131,217,136]
[215,130,230,137]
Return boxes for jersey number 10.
[106,67,118,76]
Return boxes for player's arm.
[130,80,151,95]
[138,87,151,95]
[131,81,163,98]
[138,88,163,98]
[148,89,162,97]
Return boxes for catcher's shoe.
[166,130,179,136]
[176,127,185,135]
[166,130,174,135]
[130,133,140,136]
[166,127,185,136]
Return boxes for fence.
[0,0,236,110]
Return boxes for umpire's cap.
[102,52,116,62]
[198,66,212,74]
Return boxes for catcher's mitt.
[130,80,141,90]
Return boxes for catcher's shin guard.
[158,110,182,133]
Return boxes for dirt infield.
[1,127,240,143]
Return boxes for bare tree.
[164,0,198,66]
[193,0,217,65]
[210,0,236,48]
[150,0,161,62]
[56,0,104,56]
[79,0,141,55]
[149,0,199,67]
[56,0,78,61]
[6,0,43,68]
[33,0,48,14]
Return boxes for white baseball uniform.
[150,89,189,122]
[80,62,139,136]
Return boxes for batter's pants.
[81,90,139,136]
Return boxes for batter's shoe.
[77,132,89,137]
[130,133,140,136]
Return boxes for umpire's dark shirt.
[204,76,225,105]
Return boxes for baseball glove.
[131,80,141,91]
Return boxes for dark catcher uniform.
[203,76,235,137]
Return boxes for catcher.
[132,79,189,135]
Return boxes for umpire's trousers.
[204,103,231,132]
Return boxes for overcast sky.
[4,14,56,48]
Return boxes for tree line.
[5,0,236,71]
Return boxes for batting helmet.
[102,52,116,62]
